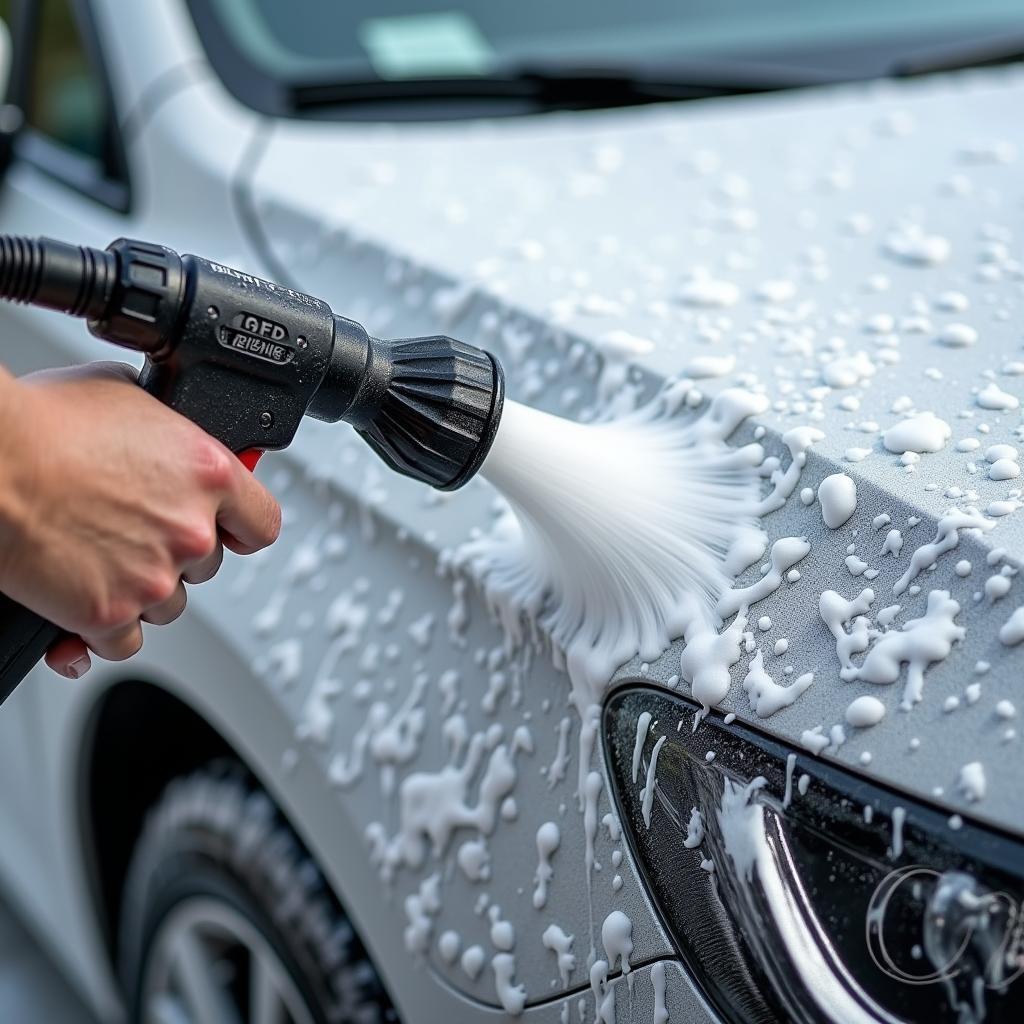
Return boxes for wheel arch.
[77,678,236,959]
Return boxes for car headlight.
[604,686,1024,1024]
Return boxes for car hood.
[248,67,1024,836]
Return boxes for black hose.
[0,234,115,318]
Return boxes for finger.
[216,466,281,555]
[83,621,144,662]
[141,579,188,625]
[182,538,223,585]
[45,634,92,679]
[21,360,139,388]
[78,360,140,384]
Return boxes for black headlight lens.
[604,686,1024,1024]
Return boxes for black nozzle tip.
[349,335,504,491]
[441,350,504,491]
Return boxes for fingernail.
[67,655,91,680]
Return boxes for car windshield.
[193,0,1024,115]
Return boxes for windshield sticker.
[358,11,496,80]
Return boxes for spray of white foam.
[457,390,767,711]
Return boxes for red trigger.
[239,449,264,472]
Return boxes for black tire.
[118,760,398,1024]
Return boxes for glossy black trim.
[17,0,131,213]
[184,0,1024,123]
[603,684,1024,1024]
[18,131,128,211]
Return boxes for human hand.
[0,362,281,677]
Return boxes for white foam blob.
[437,930,461,964]
[679,269,739,307]
[936,323,977,348]
[532,821,560,909]
[491,952,526,1015]
[882,412,951,454]
[821,351,875,388]
[999,605,1024,645]
[845,695,886,727]
[541,925,576,987]
[977,383,1019,411]
[958,761,986,802]
[685,353,736,379]
[601,910,633,975]
[818,473,858,529]
[989,458,1020,481]
[883,224,951,266]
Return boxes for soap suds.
[640,735,666,827]
[601,910,633,976]
[631,711,652,783]
[819,588,875,677]
[542,925,576,987]
[651,961,669,1024]
[438,930,461,964]
[717,537,810,619]
[683,807,705,848]
[458,391,767,712]
[846,590,964,709]
[532,822,560,909]
[742,651,813,717]
[893,509,993,596]
[999,605,1024,645]
[461,945,485,980]
[882,412,951,454]
[492,953,527,1015]
[368,724,533,880]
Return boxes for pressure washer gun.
[0,235,504,703]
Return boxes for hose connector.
[0,234,185,358]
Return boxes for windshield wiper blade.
[893,34,1024,76]
[288,63,817,112]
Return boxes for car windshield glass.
[204,0,1023,84]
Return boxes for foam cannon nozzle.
[0,234,504,490]
[310,328,504,491]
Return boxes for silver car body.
[0,1,1022,1020]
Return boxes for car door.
[0,0,133,893]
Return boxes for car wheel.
[118,761,398,1024]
